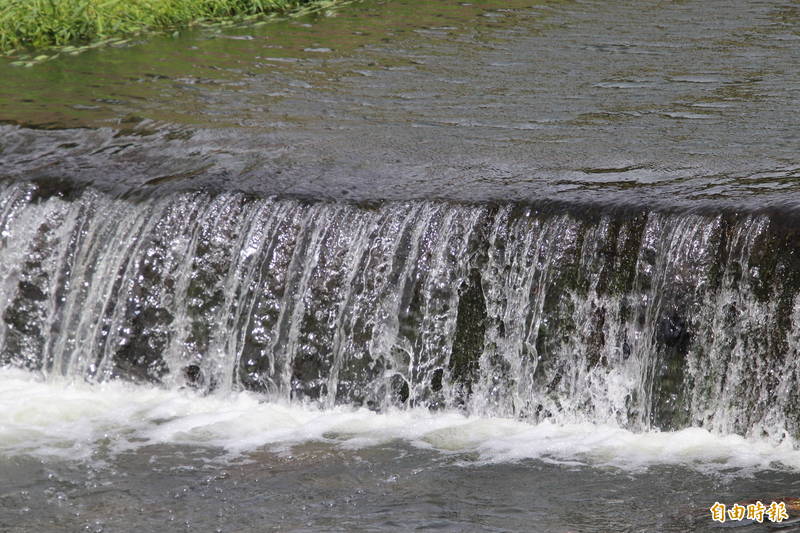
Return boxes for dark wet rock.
[449,268,486,405]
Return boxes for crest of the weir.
[1,180,799,439]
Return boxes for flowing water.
[2,0,800,531]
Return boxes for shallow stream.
[3,0,800,531]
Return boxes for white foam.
[1,368,798,474]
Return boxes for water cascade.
[1,179,799,442]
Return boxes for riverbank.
[0,0,346,55]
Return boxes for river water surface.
[2,1,800,531]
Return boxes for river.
[2,0,800,531]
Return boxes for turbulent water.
[3,180,800,531]
[3,366,800,472]
[2,179,800,445]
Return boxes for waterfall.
[0,179,798,440]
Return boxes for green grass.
[0,0,343,55]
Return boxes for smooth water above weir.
[2,0,800,207]
[3,180,800,444]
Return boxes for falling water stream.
[2,180,800,531]
[3,0,800,531]
[2,179,800,438]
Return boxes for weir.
[1,179,798,440]
[5,1,800,530]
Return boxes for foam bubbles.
[1,368,798,475]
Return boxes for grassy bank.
[0,0,342,55]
